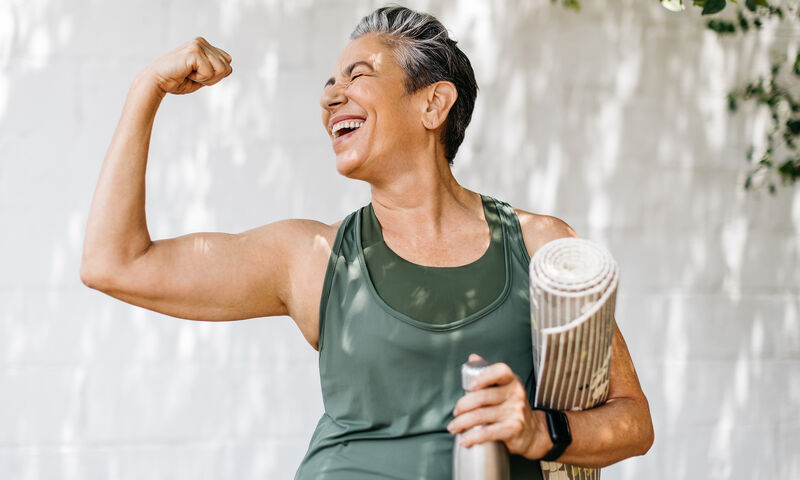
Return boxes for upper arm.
[607,321,648,404]
[85,218,334,322]
[514,208,645,401]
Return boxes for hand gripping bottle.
[453,359,510,480]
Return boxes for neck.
[366,146,482,239]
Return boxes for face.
[320,34,427,178]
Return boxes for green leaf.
[727,93,738,112]
[745,0,757,10]
[787,119,800,135]
[708,19,737,33]
[777,158,800,181]
[702,0,726,14]
[737,10,749,30]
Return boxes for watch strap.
[541,409,572,462]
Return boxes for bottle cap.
[461,359,489,391]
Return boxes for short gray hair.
[351,5,478,165]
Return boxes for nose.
[320,83,347,111]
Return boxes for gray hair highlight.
[351,5,478,165]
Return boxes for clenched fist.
[140,37,233,96]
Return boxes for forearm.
[532,396,654,468]
[81,71,165,280]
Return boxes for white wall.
[1,0,798,478]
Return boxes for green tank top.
[295,194,543,480]
[360,193,505,324]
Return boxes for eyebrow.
[324,60,374,88]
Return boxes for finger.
[453,384,509,416]
[470,362,517,391]
[186,47,216,84]
[216,47,233,63]
[468,353,484,363]
[198,50,231,86]
[458,422,508,449]
[447,404,504,435]
[194,37,232,65]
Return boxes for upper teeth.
[332,120,364,135]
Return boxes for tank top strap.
[487,196,532,271]
[317,209,358,352]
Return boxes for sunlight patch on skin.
[313,233,332,257]
[193,235,212,255]
[368,50,384,71]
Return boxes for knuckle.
[468,429,485,444]
[513,417,525,432]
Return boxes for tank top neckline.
[354,193,514,331]
[365,193,499,271]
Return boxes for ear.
[421,81,457,131]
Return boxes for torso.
[284,191,573,350]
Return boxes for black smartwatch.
[540,409,572,461]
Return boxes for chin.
[334,149,367,179]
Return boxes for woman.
[81,6,653,479]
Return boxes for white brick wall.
[1,0,798,478]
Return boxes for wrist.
[132,68,167,100]
[538,409,572,462]
[526,409,554,460]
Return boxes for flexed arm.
[82,37,233,280]
[79,38,322,324]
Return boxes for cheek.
[320,111,330,133]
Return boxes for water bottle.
[453,359,510,480]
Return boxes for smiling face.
[320,34,428,180]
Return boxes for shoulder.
[511,206,578,259]
[242,217,347,271]
[246,218,341,247]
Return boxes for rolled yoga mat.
[529,238,619,480]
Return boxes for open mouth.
[332,119,365,139]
